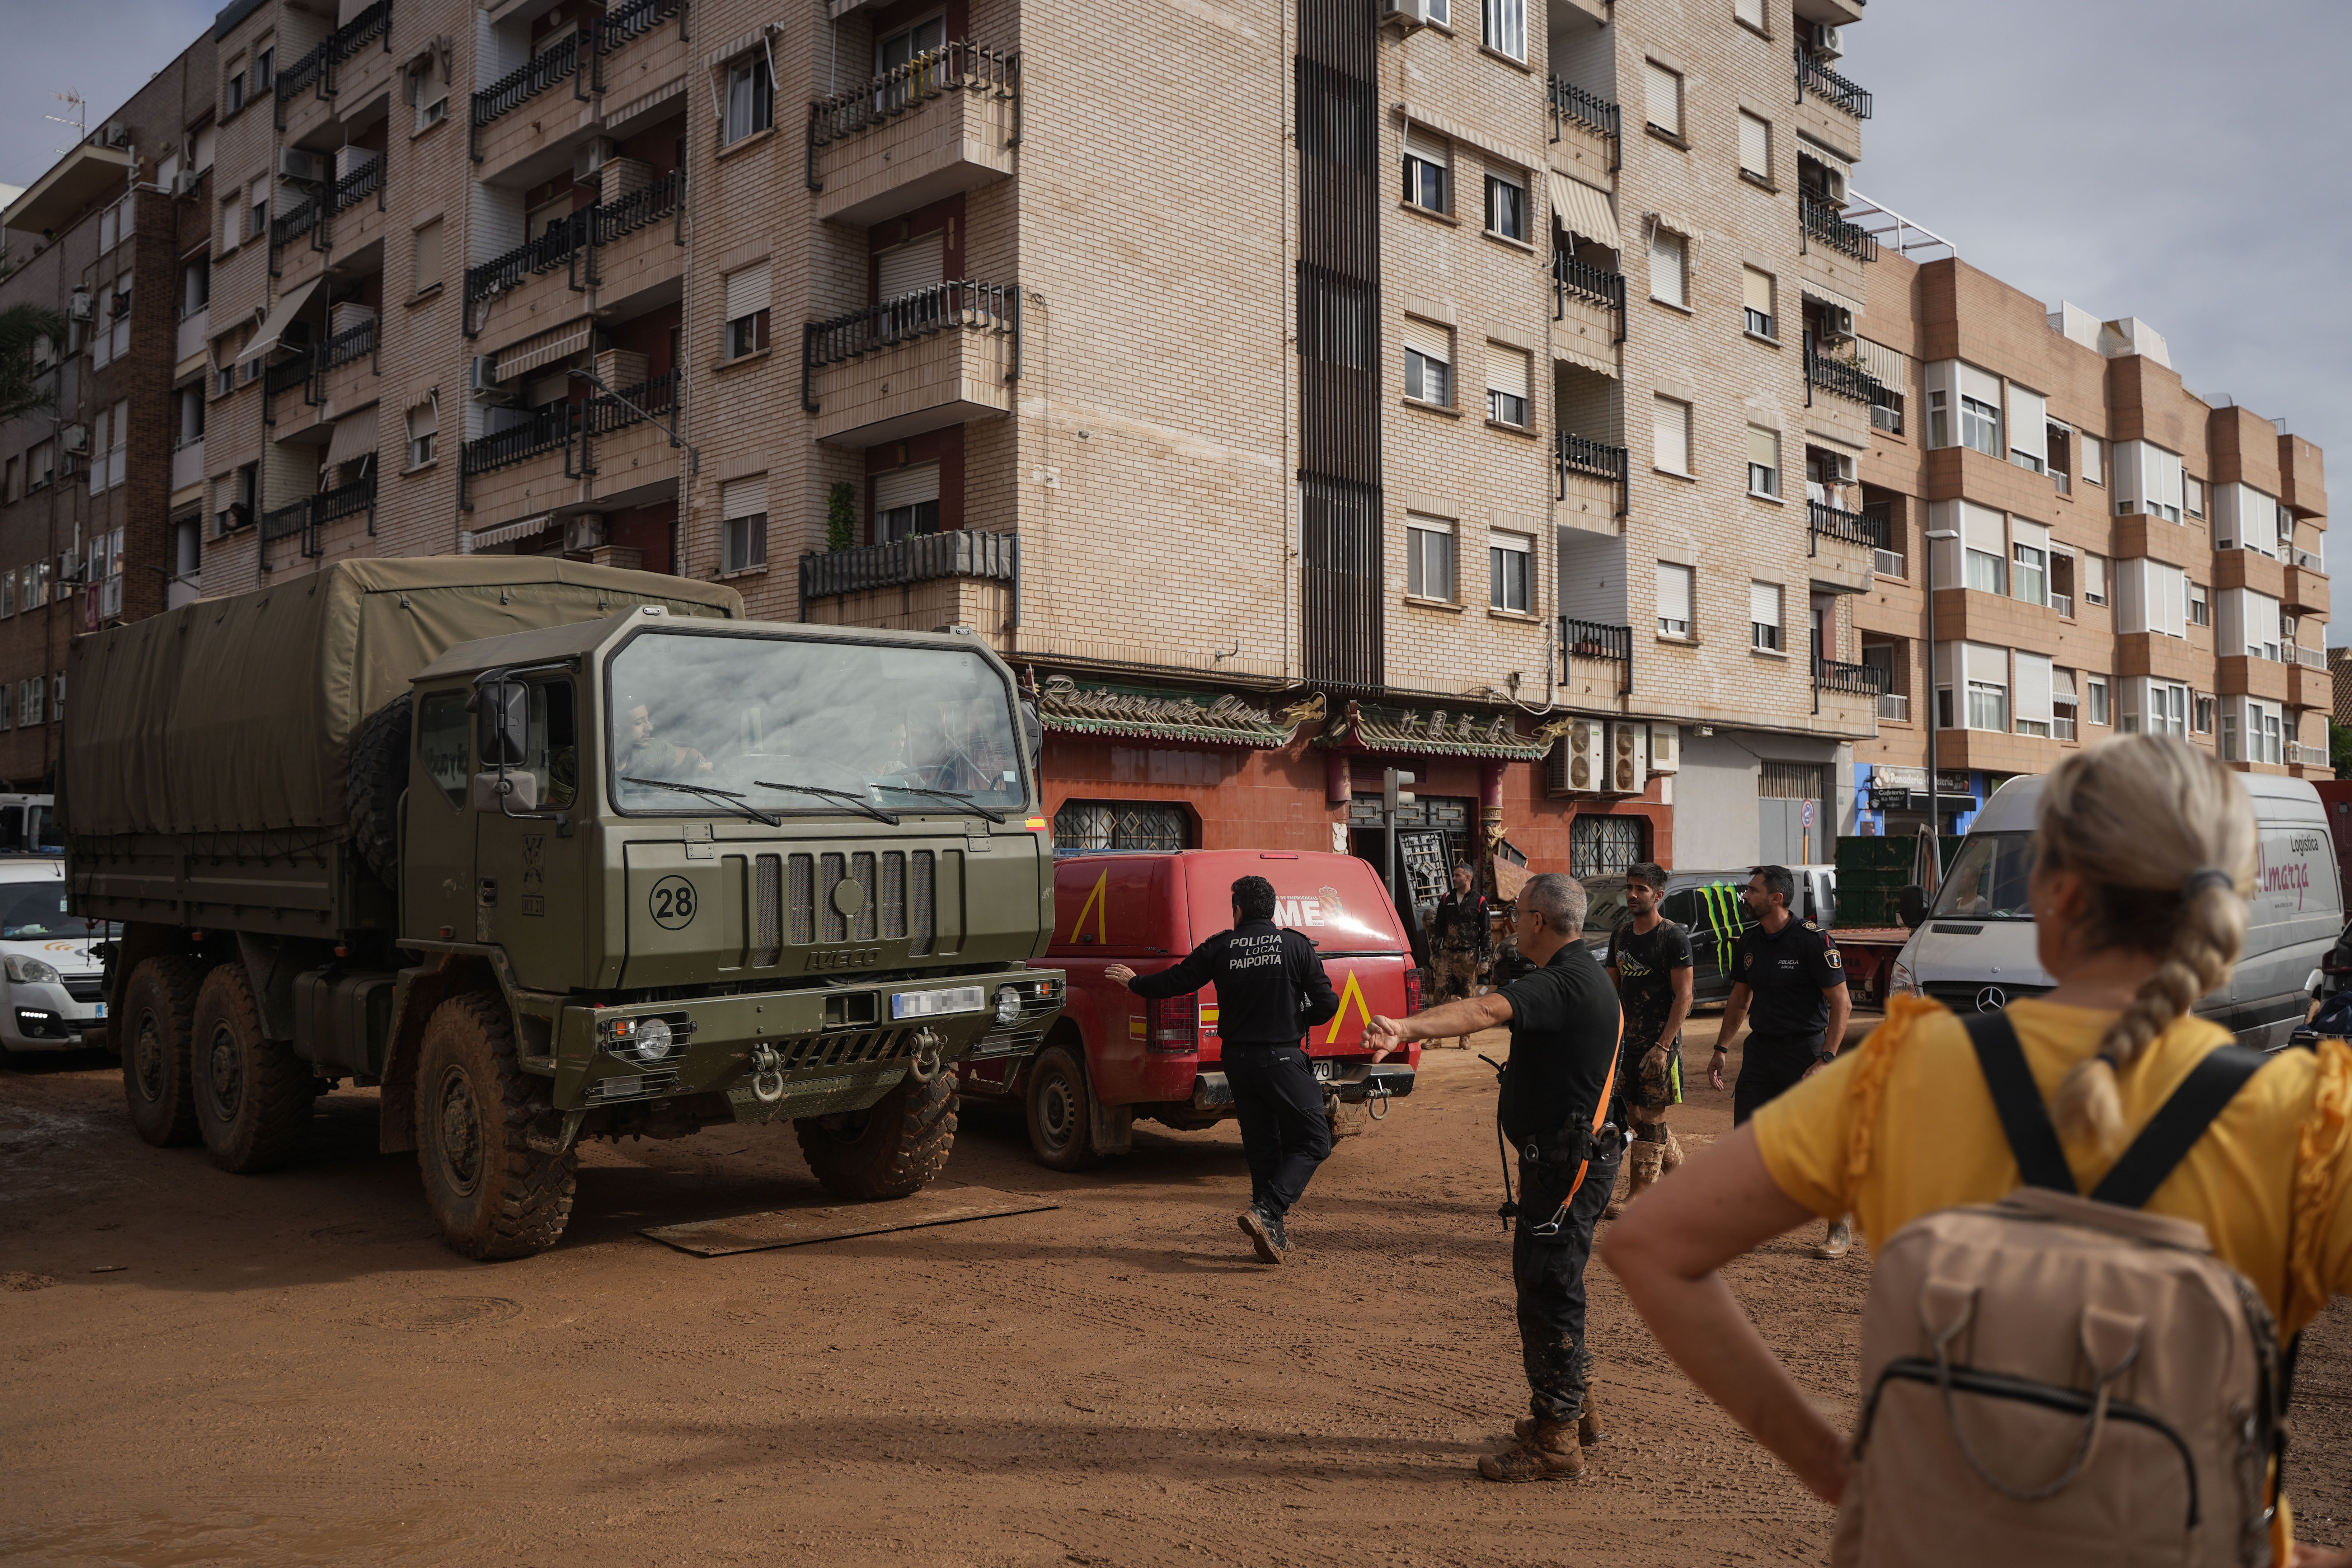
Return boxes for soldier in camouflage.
[1427,863,1493,1048]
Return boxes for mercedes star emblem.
[1975,986,2008,1013]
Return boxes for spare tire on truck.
[348,692,412,888]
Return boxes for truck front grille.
[746,847,963,967]
[776,1028,915,1071]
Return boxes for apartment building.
[0,42,218,788]
[1845,245,2332,838]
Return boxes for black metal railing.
[801,529,1019,600]
[331,1,391,64]
[1547,78,1620,169]
[1560,618,1634,694]
[1555,431,1629,517]
[803,281,1020,410]
[1801,193,1880,261]
[1551,253,1626,341]
[278,39,331,101]
[592,167,684,244]
[466,174,685,329]
[810,42,1018,146]
[1808,351,1883,405]
[584,369,679,435]
[473,33,582,128]
[1796,47,1872,117]
[264,349,316,396]
[330,158,382,213]
[260,497,311,543]
[461,403,577,476]
[318,317,376,371]
[1809,499,1885,549]
[597,0,682,54]
[271,198,319,249]
[1816,658,1889,696]
[314,473,375,524]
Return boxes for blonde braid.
[2033,736,2255,1154]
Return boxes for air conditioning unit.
[1647,723,1681,775]
[1819,305,1856,346]
[60,424,89,456]
[564,515,606,553]
[1607,721,1649,796]
[573,137,616,183]
[1548,719,1607,797]
[470,355,498,392]
[171,169,203,197]
[277,147,331,184]
[1380,0,1436,27]
[101,121,131,149]
[58,546,80,583]
[67,290,94,323]
[1813,24,1845,60]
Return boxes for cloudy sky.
[3,1,2345,625]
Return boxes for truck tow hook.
[908,1029,947,1084]
[1366,1082,1393,1121]
[749,1044,788,1105]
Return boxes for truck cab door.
[474,677,586,990]
[404,687,478,943]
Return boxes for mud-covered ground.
[5,1014,2348,1567]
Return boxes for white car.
[0,861,111,1054]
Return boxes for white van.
[1889,772,2341,1051]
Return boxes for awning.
[494,319,593,382]
[1036,676,1317,750]
[1854,336,1908,389]
[1799,277,1863,317]
[239,277,325,367]
[1315,699,1559,761]
[464,513,558,551]
[1547,171,1620,249]
[1795,132,1853,181]
[323,404,379,468]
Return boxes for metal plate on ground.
[640,1186,1057,1258]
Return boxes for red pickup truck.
[958,849,1422,1170]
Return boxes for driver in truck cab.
[1106,875,1341,1265]
[616,691,714,784]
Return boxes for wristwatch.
[1814,1048,1837,1065]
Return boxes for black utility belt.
[1512,1113,1616,1190]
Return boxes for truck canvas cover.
[60,558,741,839]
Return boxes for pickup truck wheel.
[121,956,208,1148]
[796,1070,957,1200]
[190,964,315,1173]
[1024,1043,1099,1171]
[414,993,576,1260]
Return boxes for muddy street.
[6,1017,2349,1567]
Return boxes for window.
[1936,643,2012,732]
[2010,519,2048,606]
[2185,475,2206,520]
[2121,678,2188,737]
[1482,0,1526,60]
[1737,111,1772,183]
[875,231,942,302]
[2194,695,2216,736]
[2052,667,2080,740]
[1406,514,1455,601]
[2012,650,2053,738]
[724,52,775,144]
[181,257,210,318]
[248,182,269,240]
[1956,501,2006,595]
[1402,127,1448,214]
[720,476,769,574]
[1653,395,1691,475]
[1485,344,1531,427]
[2214,482,2281,554]
[1746,425,1779,498]
[1925,361,2001,454]
[2082,551,2109,606]
[1648,227,1687,308]
[27,440,53,492]
[1402,318,1451,405]
[407,57,450,130]
[2047,424,2072,492]
[1961,394,2000,456]
[1657,560,1693,636]
[2189,582,2209,626]
[1489,531,1531,613]
[2080,434,2104,485]
[20,677,44,728]
[412,219,444,294]
[1750,581,1782,652]
[2007,384,2047,473]
[2115,557,2188,638]
[2224,699,2284,764]
[1484,170,1527,242]
[88,400,128,494]
[724,263,771,360]
[874,463,940,543]
[1644,60,1682,139]
[1055,801,1192,854]
[1742,266,1774,337]
[225,60,247,116]
[254,45,274,92]
[1968,677,2008,732]
[177,384,206,448]
[1570,814,1649,878]
[2221,587,2282,661]
[2086,676,2109,727]
[405,402,437,468]
[1735,0,1767,29]
[2114,441,2185,522]
[876,14,948,74]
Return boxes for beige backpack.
[1834,1012,2291,1567]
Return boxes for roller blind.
[1735,0,1765,25]
[1747,424,1778,469]
[1656,560,1691,623]
[1960,500,2006,556]
[1486,344,1531,400]
[2010,517,2050,558]
[1653,396,1689,473]
[1649,228,1685,306]
[1750,581,1782,629]
[1738,112,1770,178]
[1742,266,1773,315]
[406,400,437,437]
[1644,61,1681,136]
[1956,361,2001,406]
[1401,318,1450,362]
[2013,651,2053,723]
[872,463,939,512]
[876,232,943,301]
[720,475,767,519]
[724,263,770,321]
[1404,125,1449,165]
[2008,385,2047,464]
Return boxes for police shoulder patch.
[1803,919,1820,930]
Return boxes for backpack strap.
[2087,1045,2269,1208]
[1963,1011,2077,1194]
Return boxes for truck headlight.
[1890,959,1921,999]
[4,954,60,984]
[995,985,1022,1027]
[626,1016,676,1064]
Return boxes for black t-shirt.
[1126,918,1340,1047]
[1431,891,1492,951]
[1497,942,1622,1144]
[1731,919,1845,1038]
[1608,918,1693,1051]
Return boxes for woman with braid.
[1603,736,2352,1564]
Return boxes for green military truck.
[61,559,1063,1258]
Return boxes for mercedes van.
[1889,772,2340,1049]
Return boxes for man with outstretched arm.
[1106,875,1339,1264]
[1365,873,1623,1483]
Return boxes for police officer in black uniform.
[1107,875,1339,1264]
[1710,863,1854,1257]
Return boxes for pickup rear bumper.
[1191,1061,1416,1112]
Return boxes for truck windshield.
[1930,831,2036,920]
[607,633,1027,815]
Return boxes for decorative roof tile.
[1314,699,1569,761]
[1036,677,1322,749]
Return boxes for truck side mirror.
[477,680,528,768]
[1019,698,1043,776]
[1896,884,1926,930]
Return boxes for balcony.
[470,0,688,174]
[1877,691,1909,723]
[1551,254,1625,368]
[1555,432,1628,520]
[259,474,378,561]
[1815,657,1887,716]
[1807,351,1883,405]
[2051,591,2074,619]
[1808,499,1883,550]
[1873,546,1905,579]
[803,281,1021,446]
[800,529,1020,638]
[2288,657,2330,711]
[465,170,685,337]
[318,317,376,373]
[170,439,204,494]
[2285,558,2330,616]
[277,1,391,106]
[176,307,209,368]
[1795,47,1871,117]
[1546,78,1620,170]
[1801,194,1879,262]
[1559,618,1633,694]
[462,402,578,479]
[808,44,1020,228]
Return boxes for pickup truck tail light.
[1403,966,1424,1014]
[1146,995,1198,1053]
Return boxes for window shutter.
[407,401,438,440]
[1401,317,1450,363]
[2007,385,2047,464]
[2081,435,2104,483]
[721,475,769,520]
[1644,60,1680,136]
[873,463,940,512]
[724,263,771,321]
[1750,581,1781,630]
[1960,501,2005,557]
[1656,560,1691,623]
[1485,344,1530,402]
[1746,425,1778,470]
[1649,229,1685,307]
[1653,396,1689,473]
[2013,652,2053,724]
[2084,552,2107,597]
[875,233,943,301]
[412,220,443,287]
[1404,125,1449,166]
[1735,0,1765,25]
[1742,266,1773,316]
[1738,112,1770,178]
[2009,517,2049,559]
[1956,361,2001,407]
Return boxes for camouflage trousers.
[1615,1038,1686,1203]
[1431,943,1485,1005]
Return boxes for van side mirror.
[1897,884,1927,930]
[476,679,528,768]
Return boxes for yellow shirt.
[1753,994,2352,1337]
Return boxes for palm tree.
[0,303,69,423]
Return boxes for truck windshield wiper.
[620,776,781,827]
[872,784,1006,823]
[750,780,901,826]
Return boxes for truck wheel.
[796,1070,957,1200]
[190,964,315,1173]
[413,993,576,1260]
[349,692,412,888]
[1024,1043,1099,1171]
[121,956,208,1149]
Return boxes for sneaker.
[1813,1217,1853,1260]
[1478,1421,1584,1483]
[1236,1206,1283,1265]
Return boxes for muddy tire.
[191,963,315,1173]
[413,992,576,1260]
[349,692,411,888]
[121,956,208,1148]
[797,1069,958,1200]
[1023,1042,1099,1172]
